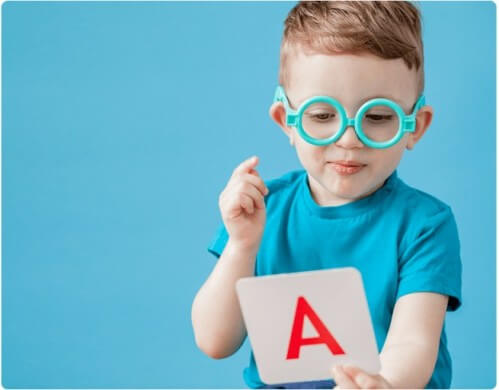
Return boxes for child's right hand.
[219,156,269,255]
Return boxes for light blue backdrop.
[2,1,495,388]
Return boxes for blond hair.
[279,1,425,96]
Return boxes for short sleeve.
[207,222,229,258]
[397,206,462,311]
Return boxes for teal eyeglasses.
[273,85,426,149]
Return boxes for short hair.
[279,1,425,97]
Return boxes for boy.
[191,1,462,389]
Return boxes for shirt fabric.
[207,169,462,389]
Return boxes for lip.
[330,160,365,167]
[327,160,367,175]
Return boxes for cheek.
[294,140,324,169]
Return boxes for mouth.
[327,160,367,175]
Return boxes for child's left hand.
[331,364,392,389]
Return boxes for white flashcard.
[236,267,381,384]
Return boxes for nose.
[335,120,364,149]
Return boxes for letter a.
[286,296,345,359]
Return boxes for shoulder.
[392,176,459,250]
[393,176,453,219]
[262,169,307,214]
[264,169,306,198]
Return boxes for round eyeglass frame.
[273,85,426,149]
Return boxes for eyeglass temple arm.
[403,95,426,132]
[274,85,299,126]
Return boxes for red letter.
[286,296,345,360]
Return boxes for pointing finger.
[233,156,259,177]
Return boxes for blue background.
[2,1,495,388]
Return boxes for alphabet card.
[236,267,380,384]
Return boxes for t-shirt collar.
[301,170,398,219]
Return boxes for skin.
[269,50,449,389]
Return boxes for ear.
[406,105,434,150]
[269,102,295,146]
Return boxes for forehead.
[286,50,418,109]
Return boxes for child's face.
[270,50,433,206]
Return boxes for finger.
[342,366,379,389]
[223,191,254,219]
[239,193,255,215]
[331,366,359,389]
[341,366,365,381]
[355,374,378,389]
[242,173,269,197]
[232,156,259,177]
[222,181,263,218]
[238,181,265,209]
[248,167,262,177]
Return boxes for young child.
[191,1,462,389]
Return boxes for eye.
[365,114,394,122]
[308,112,336,121]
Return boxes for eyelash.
[310,113,336,121]
[307,113,394,122]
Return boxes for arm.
[191,240,256,359]
[333,207,461,389]
[331,292,449,389]
[191,156,268,359]
[378,292,448,388]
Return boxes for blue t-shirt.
[207,169,462,389]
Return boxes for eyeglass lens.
[301,102,400,143]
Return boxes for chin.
[333,176,383,200]
[328,178,361,194]
[326,183,365,201]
